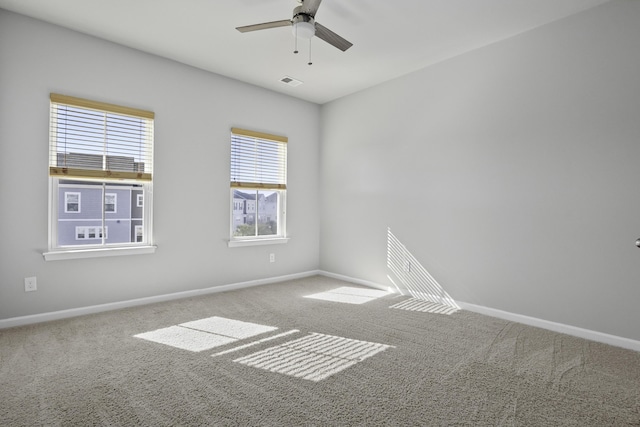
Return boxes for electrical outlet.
[269,253,275,263]
[403,261,411,273]
[24,276,37,292]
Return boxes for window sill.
[227,237,289,248]
[43,245,157,261]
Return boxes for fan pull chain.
[308,38,312,65]
[294,23,299,54]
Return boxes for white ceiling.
[0,0,612,104]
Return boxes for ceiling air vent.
[280,76,303,87]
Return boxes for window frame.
[228,128,289,247]
[44,94,156,261]
[228,189,288,247]
[47,179,155,260]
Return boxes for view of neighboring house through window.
[48,94,154,251]
[75,226,108,240]
[64,192,80,213]
[105,193,117,213]
[230,127,287,241]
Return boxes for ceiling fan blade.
[300,0,323,17]
[236,19,291,33]
[314,22,353,51]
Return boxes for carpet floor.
[1,275,639,426]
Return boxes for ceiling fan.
[236,0,353,53]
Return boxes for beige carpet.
[1,275,639,426]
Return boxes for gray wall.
[320,0,640,341]
[3,2,640,345]
[0,10,321,319]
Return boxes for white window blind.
[230,127,287,190]
[49,93,154,181]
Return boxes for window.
[229,127,287,245]
[105,193,117,213]
[75,226,108,240]
[65,192,80,213]
[45,94,155,260]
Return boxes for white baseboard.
[457,301,640,352]
[4,269,640,353]
[0,270,321,330]
[318,270,640,353]
[318,270,393,292]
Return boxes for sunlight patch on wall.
[389,298,459,315]
[303,286,391,305]
[387,228,459,310]
[134,316,277,352]
[233,333,393,382]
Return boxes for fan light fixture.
[292,20,315,39]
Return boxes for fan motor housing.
[292,6,314,25]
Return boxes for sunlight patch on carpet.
[180,317,277,339]
[134,317,278,352]
[389,298,460,315]
[134,325,237,352]
[303,286,391,305]
[233,332,393,381]
[212,329,300,357]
